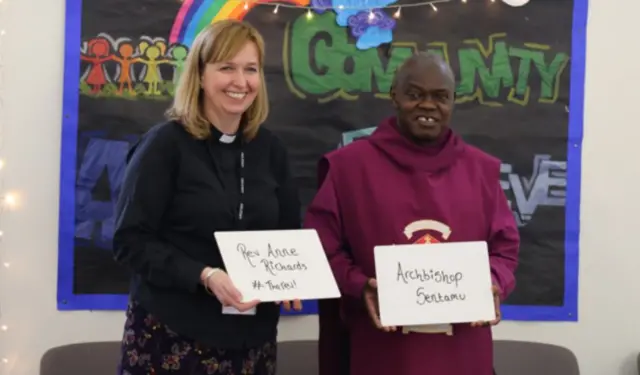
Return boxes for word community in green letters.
[284,12,569,107]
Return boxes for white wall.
[0,0,637,374]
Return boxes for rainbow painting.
[170,0,311,46]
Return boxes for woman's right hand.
[202,268,260,312]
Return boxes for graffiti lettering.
[285,13,569,106]
[501,154,566,226]
[75,136,137,249]
[285,12,415,102]
[456,37,569,106]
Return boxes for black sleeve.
[113,125,207,292]
[272,135,301,230]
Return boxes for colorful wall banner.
[58,0,587,321]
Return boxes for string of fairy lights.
[260,0,449,18]
[0,0,14,370]
[243,0,530,18]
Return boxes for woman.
[113,20,301,375]
[304,52,519,375]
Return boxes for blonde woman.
[113,20,301,375]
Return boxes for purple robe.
[304,117,519,375]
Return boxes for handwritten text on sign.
[214,229,341,302]
[374,241,495,327]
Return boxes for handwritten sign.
[374,241,495,327]
[214,229,341,302]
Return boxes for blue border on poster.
[57,0,82,311]
[57,0,586,320]
[501,0,586,322]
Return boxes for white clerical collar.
[219,134,236,144]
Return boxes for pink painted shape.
[169,0,195,44]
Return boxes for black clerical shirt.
[113,120,301,349]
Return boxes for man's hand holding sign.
[470,284,502,327]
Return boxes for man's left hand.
[471,285,501,327]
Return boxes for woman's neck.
[204,105,241,135]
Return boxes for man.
[304,52,519,375]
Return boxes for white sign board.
[374,241,495,327]
[214,229,341,302]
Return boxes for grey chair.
[277,340,319,375]
[40,340,319,375]
[493,340,580,375]
[40,341,120,375]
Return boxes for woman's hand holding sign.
[202,267,260,312]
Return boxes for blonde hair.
[166,20,268,140]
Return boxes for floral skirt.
[118,301,277,375]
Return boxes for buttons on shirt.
[238,151,245,222]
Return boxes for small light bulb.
[337,4,344,9]
[0,30,5,36]
[0,230,4,237]
[2,262,9,268]
[462,0,467,2]
[306,9,313,19]
[393,7,401,18]
[1,358,8,364]
[243,1,248,10]
[430,3,438,11]
[368,10,375,21]
[273,5,279,13]
[0,325,7,331]
[0,160,5,170]
[4,193,15,206]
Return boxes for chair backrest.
[493,340,579,375]
[41,340,318,375]
[276,340,319,375]
[42,339,578,375]
[40,342,120,375]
